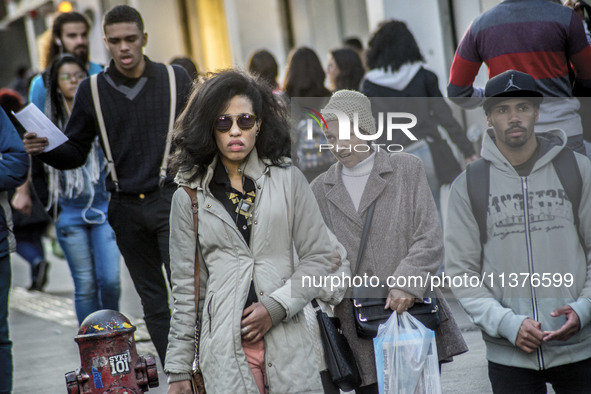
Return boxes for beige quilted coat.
[165,151,334,393]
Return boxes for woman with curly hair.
[164,69,334,393]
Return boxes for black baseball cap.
[483,70,543,112]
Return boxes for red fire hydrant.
[65,310,159,393]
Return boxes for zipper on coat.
[521,176,545,370]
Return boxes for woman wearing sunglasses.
[43,54,121,324]
[165,69,334,393]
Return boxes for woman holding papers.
[44,54,121,324]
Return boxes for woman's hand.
[240,302,272,343]
[384,289,415,314]
[167,380,192,394]
[331,249,342,273]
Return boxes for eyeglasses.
[59,72,87,82]
[215,114,257,132]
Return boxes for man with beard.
[23,5,191,366]
[29,11,102,110]
[445,70,591,393]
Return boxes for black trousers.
[108,184,175,366]
[488,358,591,394]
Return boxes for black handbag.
[352,288,440,339]
[351,202,441,339]
[312,299,361,391]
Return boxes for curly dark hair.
[330,48,365,91]
[283,47,330,98]
[366,20,424,71]
[169,69,291,181]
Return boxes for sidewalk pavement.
[8,246,497,393]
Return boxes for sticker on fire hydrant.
[109,350,131,376]
[91,367,103,389]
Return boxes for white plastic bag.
[373,312,441,394]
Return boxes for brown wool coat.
[310,150,468,386]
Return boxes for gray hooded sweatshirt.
[445,129,591,370]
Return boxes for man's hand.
[385,289,415,314]
[23,132,48,155]
[543,305,581,342]
[11,181,33,215]
[167,380,192,394]
[515,318,543,353]
[240,302,272,343]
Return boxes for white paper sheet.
[13,103,68,152]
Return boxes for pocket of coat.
[205,292,215,332]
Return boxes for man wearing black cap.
[445,70,591,393]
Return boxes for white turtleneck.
[341,151,376,211]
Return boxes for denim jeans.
[0,255,12,394]
[56,204,121,325]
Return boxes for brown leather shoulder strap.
[181,186,199,320]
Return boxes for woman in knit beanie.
[310,89,467,393]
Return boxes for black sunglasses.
[215,114,257,132]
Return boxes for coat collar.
[175,147,275,191]
[323,149,393,224]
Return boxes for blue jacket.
[0,108,29,257]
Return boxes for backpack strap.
[466,158,490,246]
[91,66,177,191]
[552,147,584,249]
[467,150,584,253]
[159,64,177,187]
[90,74,120,192]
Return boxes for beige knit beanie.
[322,90,376,135]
